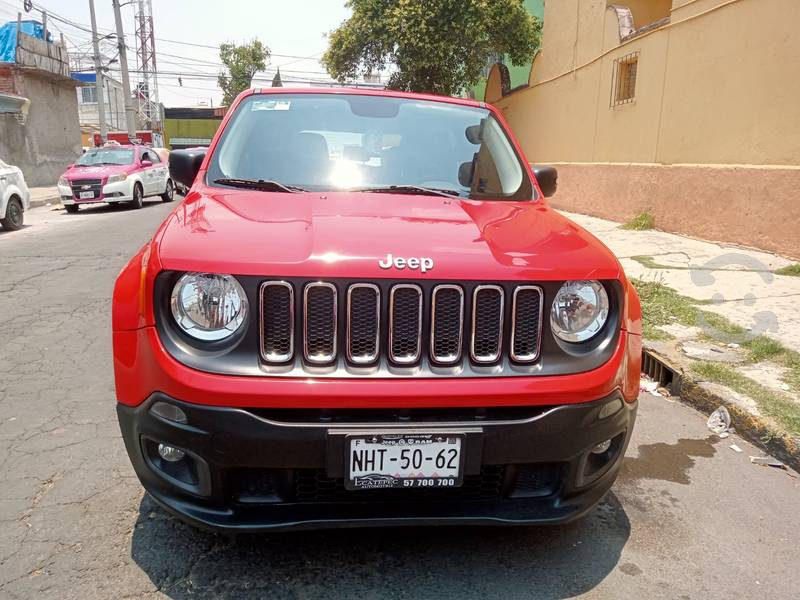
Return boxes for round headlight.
[170,273,248,341]
[550,280,609,342]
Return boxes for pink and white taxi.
[57,145,174,213]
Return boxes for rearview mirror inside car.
[169,148,207,189]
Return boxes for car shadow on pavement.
[61,199,172,216]
[131,492,630,599]
[0,223,32,235]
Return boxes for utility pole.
[88,0,107,144]
[112,0,137,140]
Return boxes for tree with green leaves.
[218,39,270,106]
[322,0,541,96]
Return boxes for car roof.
[93,144,139,150]
[250,86,486,110]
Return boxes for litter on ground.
[707,406,731,434]
[750,456,786,469]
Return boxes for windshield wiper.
[213,178,306,193]
[355,185,462,199]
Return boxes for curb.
[642,346,800,473]
[29,196,61,210]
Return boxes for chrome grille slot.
[430,285,464,364]
[471,285,504,363]
[259,281,294,363]
[347,284,380,364]
[389,284,423,364]
[303,283,337,364]
[511,286,544,362]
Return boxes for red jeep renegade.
[113,88,642,531]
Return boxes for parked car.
[113,88,642,532]
[57,144,174,213]
[0,158,30,231]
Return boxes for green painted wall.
[163,118,223,148]
[470,0,544,100]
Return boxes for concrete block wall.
[0,66,81,186]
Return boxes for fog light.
[591,439,612,454]
[158,443,185,462]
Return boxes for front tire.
[65,204,79,214]
[161,179,174,202]
[129,183,144,209]
[1,196,24,230]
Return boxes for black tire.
[129,183,144,209]
[1,196,24,230]
[161,179,175,202]
[65,204,79,214]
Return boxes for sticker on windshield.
[251,100,291,111]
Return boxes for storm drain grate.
[641,349,680,394]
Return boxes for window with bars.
[611,52,639,107]
[80,85,97,104]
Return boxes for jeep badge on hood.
[378,254,434,273]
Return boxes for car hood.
[65,164,132,179]
[157,188,622,281]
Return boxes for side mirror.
[465,118,486,145]
[531,164,558,198]
[458,159,475,188]
[140,160,153,168]
[169,148,207,189]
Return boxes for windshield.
[207,94,532,200]
[76,148,135,166]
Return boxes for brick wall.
[0,64,18,95]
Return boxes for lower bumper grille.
[228,463,561,505]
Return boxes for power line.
[5,0,327,61]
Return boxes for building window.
[80,85,97,104]
[611,52,639,107]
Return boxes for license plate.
[79,191,95,199]
[347,433,463,490]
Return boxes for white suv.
[0,158,31,231]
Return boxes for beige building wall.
[487,0,800,256]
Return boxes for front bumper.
[59,181,133,205]
[118,392,636,532]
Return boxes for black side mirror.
[531,164,558,198]
[458,158,475,188]
[465,118,486,145]
[169,148,207,189]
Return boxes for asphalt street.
[1,201,798,599]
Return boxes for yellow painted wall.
[619,0,671,27]
[492,0,800,167]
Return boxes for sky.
[0,0,352,107]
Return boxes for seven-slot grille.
[70,178,103,198]
[259,281,543,368]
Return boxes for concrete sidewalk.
[566,209,800,468]
[565,210,800,351]
[27,186,60,209]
